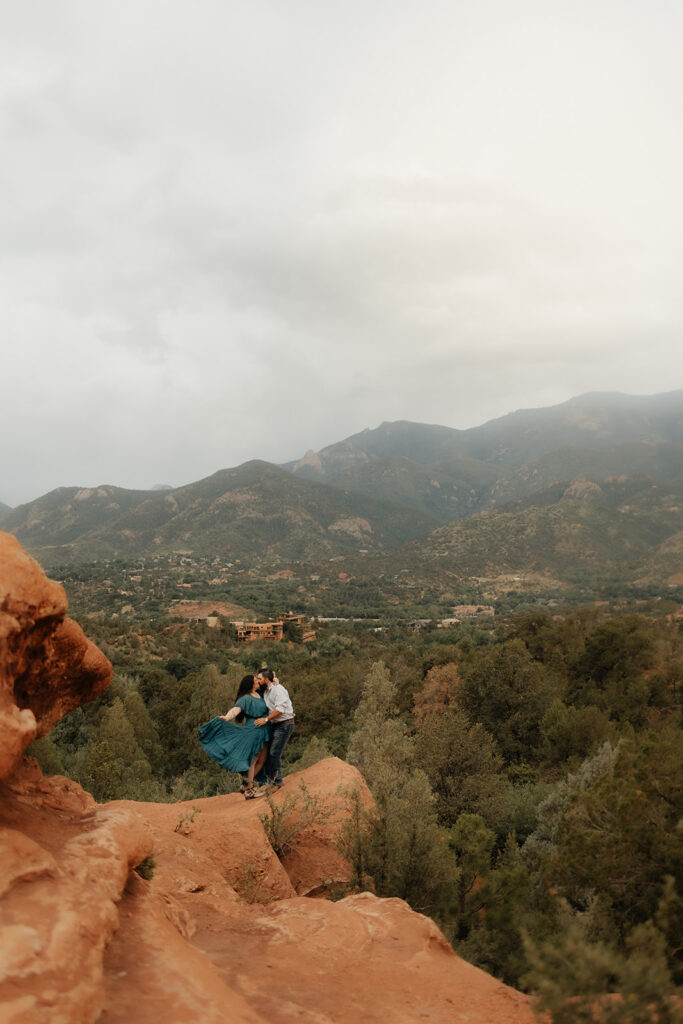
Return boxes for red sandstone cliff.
[0,533,536,1024]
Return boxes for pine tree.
[79,698,154,800]
[346,661,414,789]
[413,707,507,828]
[346,662,459,922]
[524,886,683,1024]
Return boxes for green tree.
[569,615,657,725]
[138,667,195,777]
[79,698,154,801]
[456,831,536,986]
[457,639,556,762]
[80,739,121,802]
[547,731,683,961]
[362,769,456,914]
[524,884,683,1024]
[292,736,332,772]
[123,689,165,774]
[450,813,495,918]
[522,740,620,874]
[346,662,459,921]
[26,734,64,775]
[346,662,414,784]
[282,619,303,643]
[186,663,244,731]
[413,707,507,828]
[539,698,611,765]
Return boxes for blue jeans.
[265,720,294,785]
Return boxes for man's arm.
[255,708,281,727]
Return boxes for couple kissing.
[198,668,295,799]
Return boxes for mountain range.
[287,390,683,476]
[0,461,433,565]
[1,391,682,586]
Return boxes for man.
[255,669,294,788]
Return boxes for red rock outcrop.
[0,532,112,780]
[101,760,536,1024]
[0,535,537,1024]
[0,758,152,1023]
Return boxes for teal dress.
[198,695,271,773]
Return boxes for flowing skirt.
[198,717,270,774]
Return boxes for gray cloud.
[1,0,682,505]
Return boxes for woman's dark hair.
[235,674,255,700]
[233,674,255,722]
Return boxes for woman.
[198,675,271,799]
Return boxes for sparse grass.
[230,857,274,905]
[174,805,201,833]
[322,878,352,901]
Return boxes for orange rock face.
[0,759,153,1024]
[0,535,537,1024]
[101,760,537,1024]
[0,532,112,780]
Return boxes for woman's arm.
[220,707,241,722]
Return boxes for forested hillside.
[0,462,434,567]
[399,486,683,585]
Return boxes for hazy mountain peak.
[292,449,324,474]
[4,391,682,572]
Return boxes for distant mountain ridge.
[286,392,683,528]
[1,391,681,580]
[0,461,434,567]
[287,391,683,479]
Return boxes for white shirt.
[264,682,294,722]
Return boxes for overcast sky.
[2,0,682,506]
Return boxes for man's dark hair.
[258,668,275,682]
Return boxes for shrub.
[134,854,156,880]
[259,781,336,859]
[230,857,273,905]
[174,805,201,834]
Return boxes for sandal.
[244,787,265,800]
